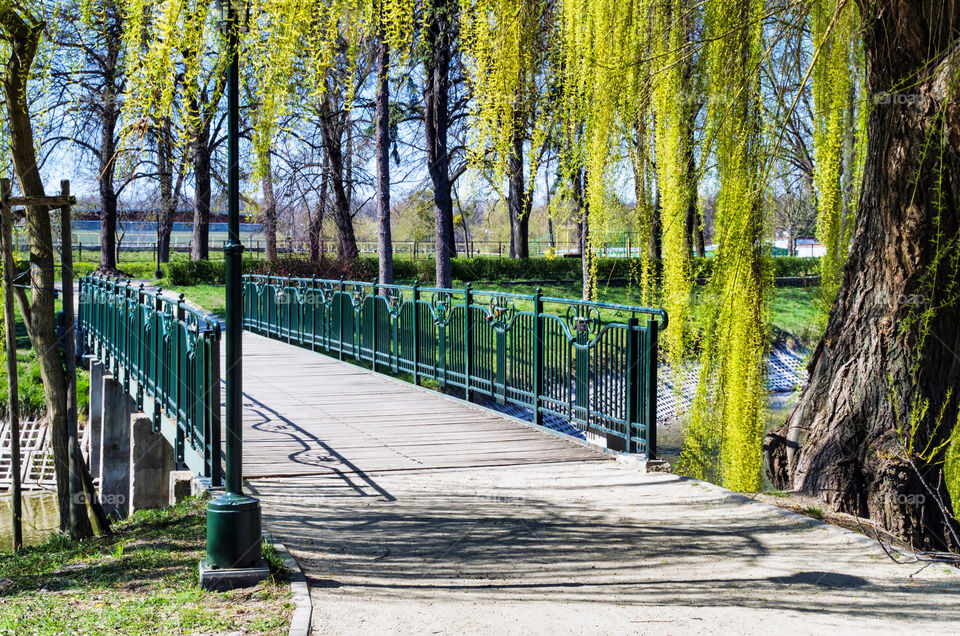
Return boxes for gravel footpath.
[247,461,958,635]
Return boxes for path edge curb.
[264,531,312,636]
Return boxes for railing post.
[338,278,345,361]
[370,286,378,373]
[624,317,640,454]
[311,277,319,352]
[533,289,544,426]
[463,283,472,402]
[574,321,590,430]
[645,317,659,459]
[412,281,420,385]
[208,324,222,486]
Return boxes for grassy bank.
[0,497,293,635]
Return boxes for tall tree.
[49,0,132,271]
[375,15,393,285]
[1,2,97,538]
[460,0,555,260]
[423,0,455,286]
[767,0,960,550]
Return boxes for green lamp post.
[205,0,263,574]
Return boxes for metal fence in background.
[77,276,223,482]
[242,274,666,457]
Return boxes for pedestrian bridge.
[76,275,960,633]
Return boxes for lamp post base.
[199,558,270,591]
[204,491,263,573]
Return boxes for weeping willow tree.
[556,0,657,301]
[650,0,696,382]
[767,0,960,551]
[459,0,553,260]
[810,0,861,297]
[120,0,413,229]
[673,0,768,490]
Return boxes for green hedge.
[156,254,822,287]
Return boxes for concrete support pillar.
[99,372,132,518]
[129,415,175,513]
[87,359,104,479]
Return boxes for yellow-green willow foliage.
[119,0,414,173]
[252,0,414,175]
[555,0,655,297]
[947,425,960,519]
[811,0,860,297]
[651,0,694,375]
[460,0,550,172]
[120,0,221,133]
[677,0,768,491]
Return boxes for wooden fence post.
[1,178,22,551]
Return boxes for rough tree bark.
[766,0,960,551]
[319,92,359,260]
[261,151,277,261]
[375,27,393,287]
[190,101,212,261]
[1,5,95,537]
[153,117,180,262]
[97,41,120,271]
[424,0,456,288]
[308,154,329,262]
[508,125,531,259]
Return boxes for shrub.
[157,254,822,287]
[166,260,225,286]
[772,256,820,278]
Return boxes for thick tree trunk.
[319,95,359,260]
[98,41,120,272]
[424,0,456,288]
[1,7,95,537]
[508,126,530,259]
[574,169,592,300]
[262,152,277,261]
[766,0,960,551]
[154,117,176,262]
[309,155,329,262]
[376,31,393,287]
[191,105,211,261]
[98,131,118,270]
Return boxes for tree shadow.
[249,473,960,626]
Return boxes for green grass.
[0,497,293,635]
[173,284,227,317]
[769,286,830,346]
[803,506,825,520]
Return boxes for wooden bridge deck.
[231,332,608,479]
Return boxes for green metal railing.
[78,276,222,483]
[242,275,666,456]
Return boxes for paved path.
[236,332,959,635]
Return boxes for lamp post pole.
[205,0,262,573]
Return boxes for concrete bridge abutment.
[88,359,177,519]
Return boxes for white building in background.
[774,237,827,257]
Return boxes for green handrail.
[78,276,222,483]
[242,274,664,457]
